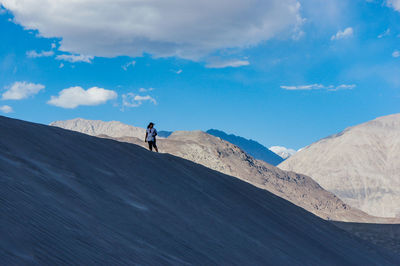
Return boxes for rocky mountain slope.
[2,115,399,264]
[207,129,284,165]
[279,114,400,218]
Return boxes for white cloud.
[378,28,390,38]
[176,69,183,74]
[331,27,353,40]
[55,54,93,63]
[26,50,54,58]
[2,81,45,100]
[1,0,303,60]
[122,93,157,108]
[387,0,400,12]
[122,60,136,71]
[281,84,356,91]
[59,63,64,68]
[392,50,400,58]
[48,86,117,109]
[139,88,155,93]
[269,146,297,159]
[206,59,250,68]
[0,105,13,113]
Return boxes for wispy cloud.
[206,59,250,69]
[378,28,390,38]
[122,60,136,71]
[139,88,155,93]
[328,84,356,91]
[26,50,54,58]
[0,105,13,113]
[281,84,356,91]
[2,81,45,100]
[55,54,94,63]
[392,50,400,58]
[48,86,117,108]
[292,30,305,41]
[281,84,325,90]
[331,27,353,40]
[122,93,157,108]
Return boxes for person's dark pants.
[148,140,157,151]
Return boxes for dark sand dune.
[1,116,399,265]
[333,222,400,255]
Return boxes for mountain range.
[2,115,399,264]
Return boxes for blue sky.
[0,0,399,149]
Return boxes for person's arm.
[145,131,148,142]
[153,129,158,136]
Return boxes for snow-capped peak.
[269,146,297,159]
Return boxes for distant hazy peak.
[157,130,173,138]
[170,130,206,137]
[50,118,146,139]
[206,129,284,166]
[269,146,297,159]
[169,130,215,141]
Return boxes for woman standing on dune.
[145,122,158,152]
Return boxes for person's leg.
[148,141,153,151]
[153,141,159,153]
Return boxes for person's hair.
[147,122,154,129]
